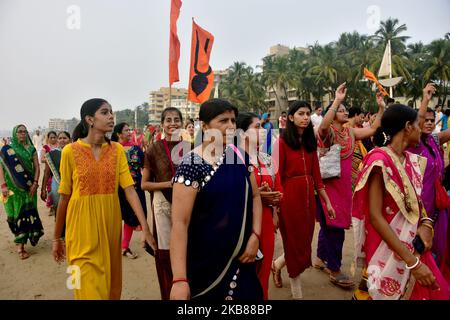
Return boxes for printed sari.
[352,147,450,300]
[0,126,44,245]
[173,145,262,300]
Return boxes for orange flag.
[188,19,214,104]
[364,68,389,97]
[169,0,182,85]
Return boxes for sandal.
[329,273,355,289]
[122,248,138,259]
[313,258,331,275]
[17,248,30,260]
[271,260,283,288]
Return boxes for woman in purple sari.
[315,83,384,288]
[408,84,450,268]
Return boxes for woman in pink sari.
[40,131,58,215]
[352,104,450,300]
[315,83,384,288]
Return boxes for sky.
[0,0,449,132]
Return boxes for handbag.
[435,178,449,210]
[317,143,341,179]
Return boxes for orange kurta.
[59,140,134,300]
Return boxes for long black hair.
[373,104,418,147]
[72,98,110,142]
[111,122,129,142]
[283,100,317,152]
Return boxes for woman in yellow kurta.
[52,98,156,300]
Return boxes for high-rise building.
[48,118,79,134]
[148,87,188,124]
[48,119,67,132]
[264,44,309,119]
[169,99,200,122]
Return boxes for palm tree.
[262,54,296,117]
[308,43,342,99]
[373,18,410,53]
[424,39,450,107]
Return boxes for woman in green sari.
[0,124,44,259]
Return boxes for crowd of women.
[1,82,450,300]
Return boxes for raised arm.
[418,83,437,130]
[318,83,347,139]
[353,92,385,141]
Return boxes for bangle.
[52,238,64,242]
[405,257,421,270]
[420,217,434,224]
[252,230,261,242]
[172,278,189,284]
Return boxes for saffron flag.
[169,0,182,85]
[188,19,214,104]
[364,68,389,97]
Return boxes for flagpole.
[388,40,393,98]
[169,83,172,108]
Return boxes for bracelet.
[420,217,434,224]
[330,108,337,113]
[52,238,64,243]
[172,278,189,284]
[252,230,261,242]
[405,257,421,270]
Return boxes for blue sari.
[174,145,262,301]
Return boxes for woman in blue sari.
[170,99,263,301]
[0,124,43,259]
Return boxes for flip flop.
[122,248,138,259]
[330,273,355,289]
[313,260,331,275]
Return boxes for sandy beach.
[0,166,359,300]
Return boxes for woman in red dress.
[272,101,335,299]
[236,112,283,300]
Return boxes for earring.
[90,123,94,128]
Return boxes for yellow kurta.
[59,140,134,300]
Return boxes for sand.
[0,166,359,300]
